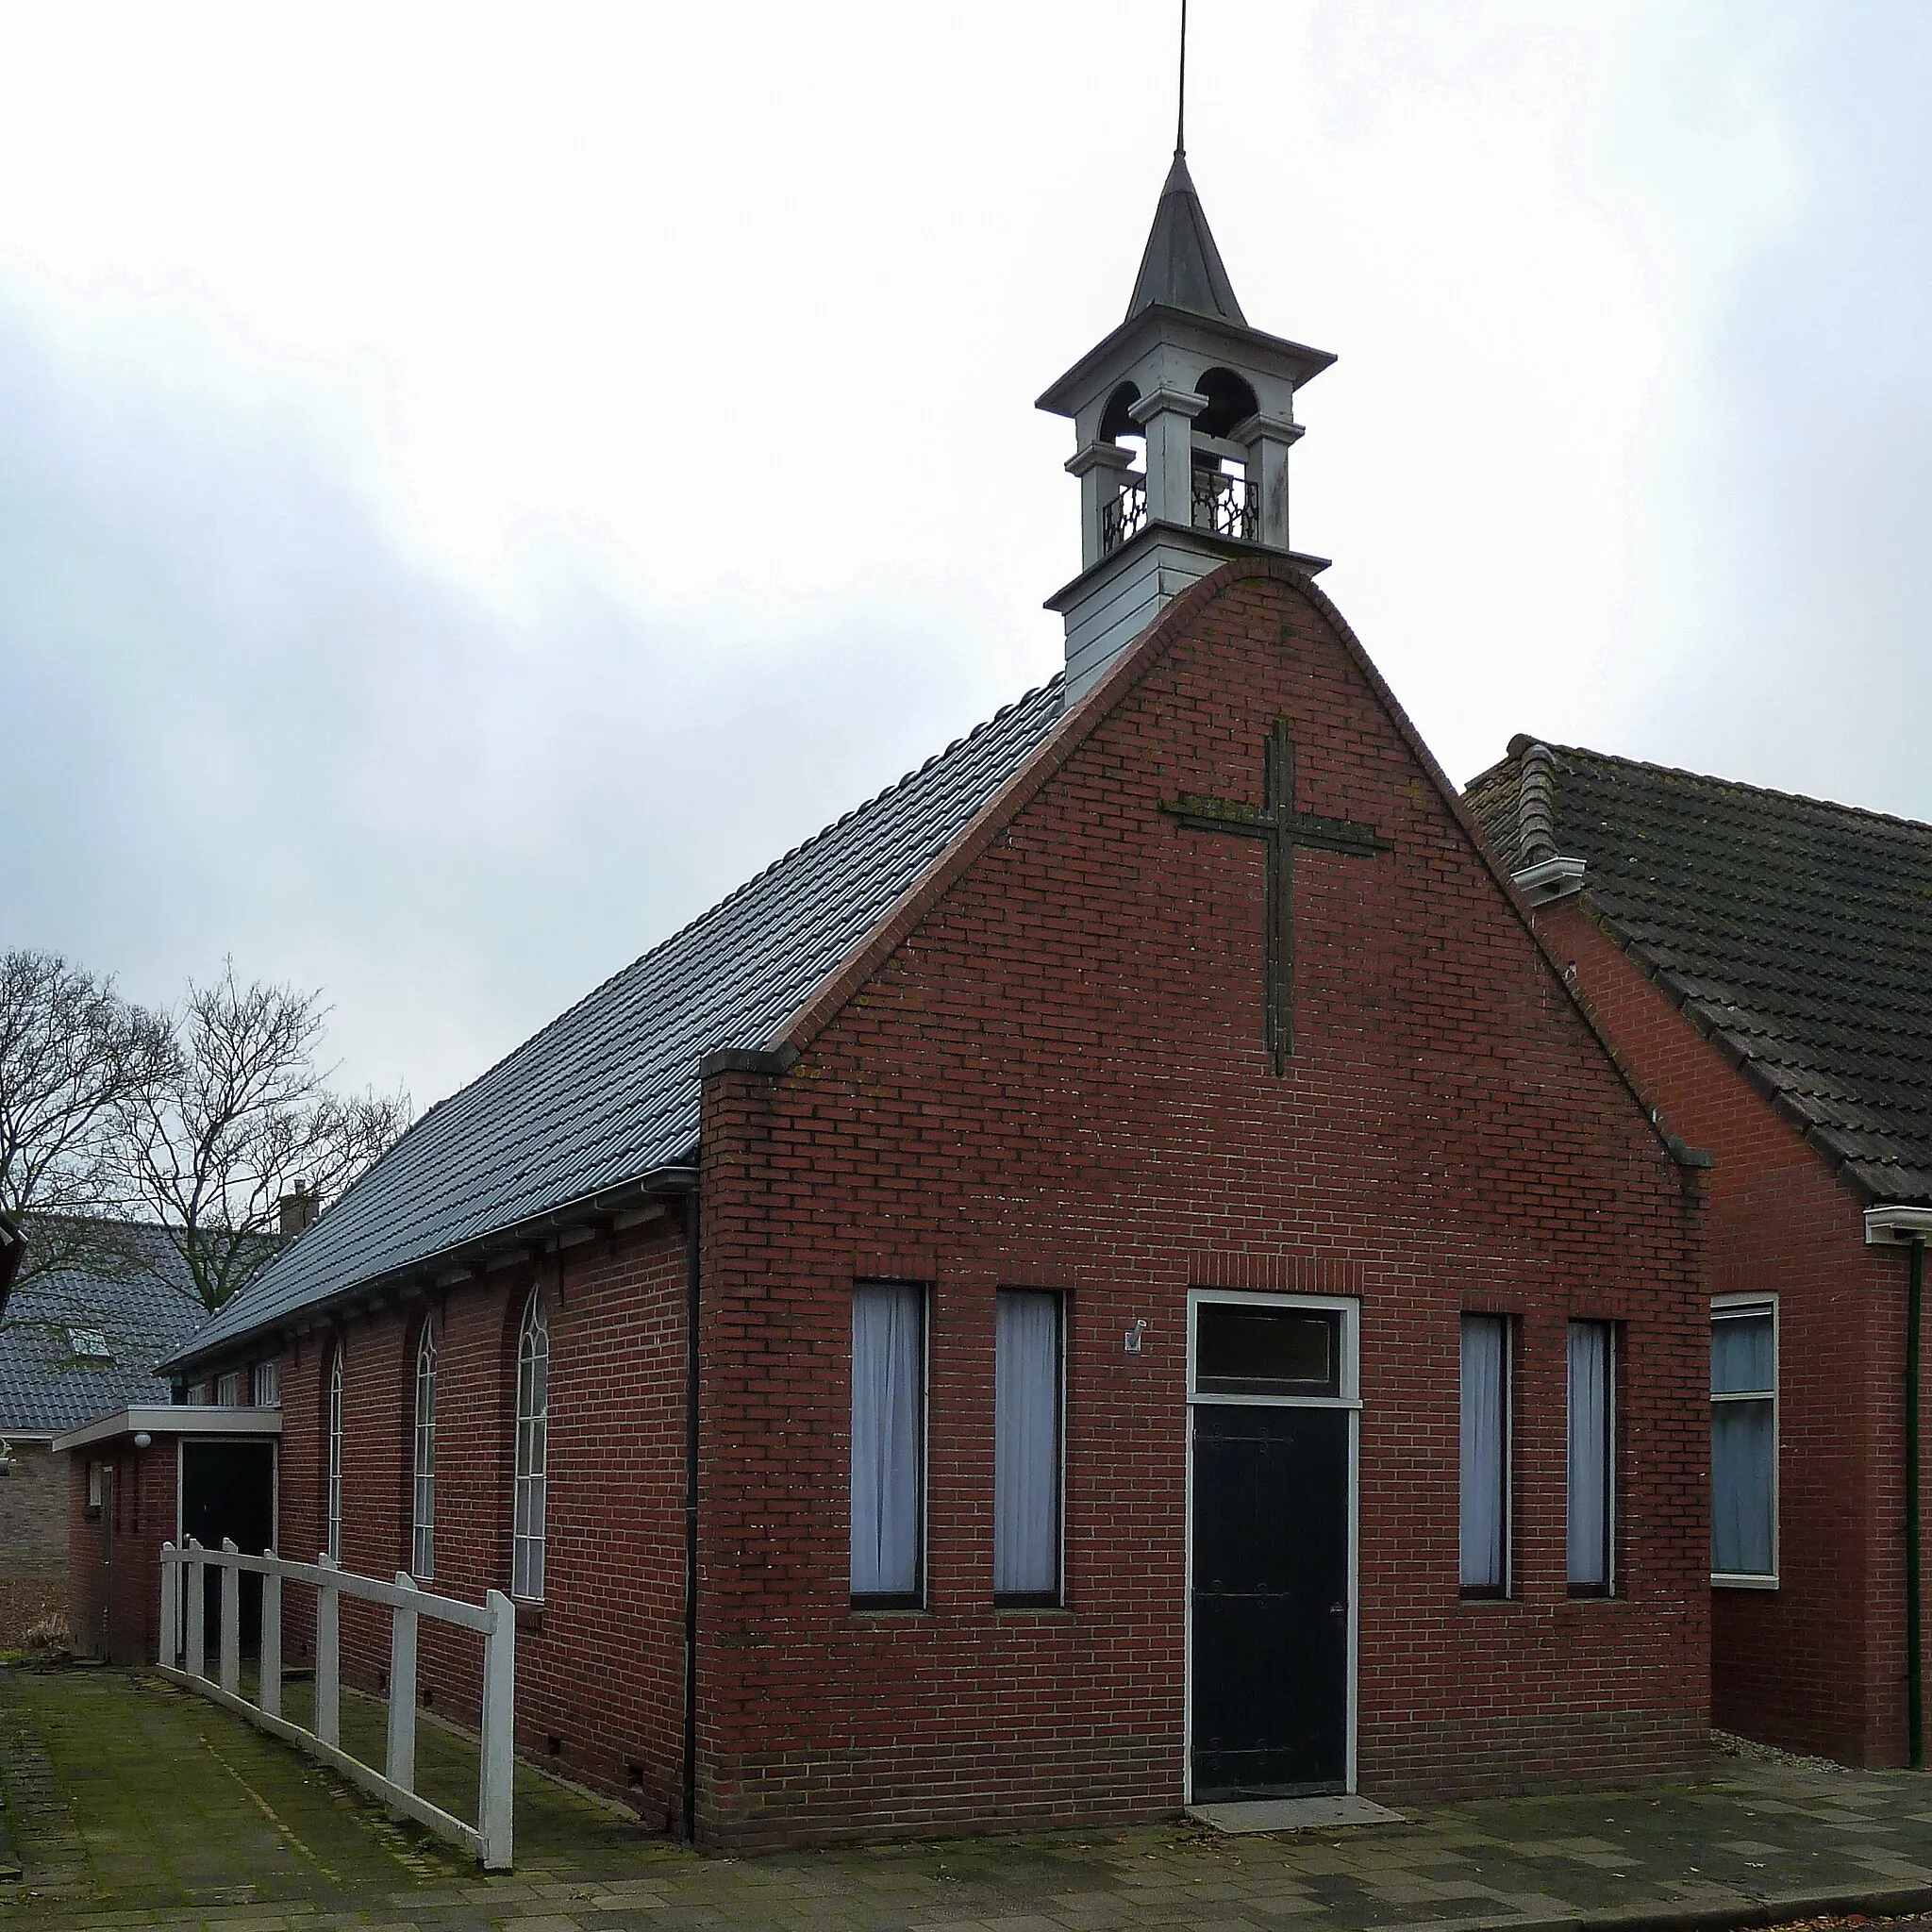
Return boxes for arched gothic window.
[512,1289,548,1601]
[411,1321,438,1579]
[325,1345,344,1563]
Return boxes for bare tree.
[0,949,174,1295]
[119,962,409,1311]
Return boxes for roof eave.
[159,1158,701,1375]
[51,1405,284,1455]
[1036,305,1336,417]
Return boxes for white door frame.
[1182,1289,1362,1807]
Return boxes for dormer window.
[66,1327,112,1361]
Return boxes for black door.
[1191,1403,1349,1799]
[181,1441,276,1657]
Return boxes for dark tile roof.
[1466,740,1932,1205]
[176,680,1067,1364]
[0,1224,207,1435]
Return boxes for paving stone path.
[6,1665,1932,1932]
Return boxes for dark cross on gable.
[1163,719,1391,1074]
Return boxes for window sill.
[1713,1573,1779,1591]
[994,1602,1072,1618]
[851,1602,927,1618]
[1457,1588,1512,1604]
[514,1602,545,1635]
[1562,1587,1618,1603]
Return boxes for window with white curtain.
[412,1320,438,1580]
[850,1283,924,1607]
[252,1359,279,1408]
[995,1290,1061,1604]
[1566,1321,1615,1593]
[512,1290,548,1601]
[215,1369,241,1407]
[325,1345,344,1563]
[1712,1302,1776,1581]
[1459,1315,1509,1595]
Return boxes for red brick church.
[164,146,1713,1846]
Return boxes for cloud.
[0,282,1035,1106]
[3,0,1929,1122]
[1559,1,1932,822]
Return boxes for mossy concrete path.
[7,1666,1932,1932]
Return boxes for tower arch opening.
[1193,367,1258,441]
[1099,381,1142,445]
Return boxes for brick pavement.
[5,1666,1932,1932]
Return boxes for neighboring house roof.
[0,1223,208,1436]
[1465,738,1932,1208]
[174,680,1067,1366]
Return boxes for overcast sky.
[4,1,1928,1112]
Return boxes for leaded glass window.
[512,1291,548,1601]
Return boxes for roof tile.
[178,679,1066,1362]
[1467,743,1932,1205]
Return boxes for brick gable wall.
[1533,893,1915,1766]
[691,565,1709,1845]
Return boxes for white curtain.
[1712,1312,1775,1574]
[1459,1316,1507,1589]
[1712,1313,1774,1396]
[1567,1321,1612,1588]
[995,1291,1060,1596]
[851,1285,924,1597]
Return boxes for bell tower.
[1037,144,1335,700]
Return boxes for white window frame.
[252,1359,279,1408]
[512,1289,548,1603]
[1711,1293,1779,1589]
[215,1370,241,1407]
[412,1319,438,1581]
[1184,1290,1361,1806]
[325,1345,344,1564]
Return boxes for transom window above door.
[1191,1299,1347,1401]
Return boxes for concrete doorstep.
[1189,1793,1410,1832]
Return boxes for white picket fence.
[158,1539,517,1869]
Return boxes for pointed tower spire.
[1037,16,1336,701]
[1125,149,1245,325]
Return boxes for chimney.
[278,1182,319,1238]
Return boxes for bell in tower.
[1037,146,1335,700]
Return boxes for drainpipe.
[682,1186,701,1840]
[1910,1236,1924,1771]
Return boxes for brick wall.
[67,1442,176,1664]
[0,1439,67,1645]
[210,561,1713,1848]
[688,562,1709,1845]
[273,1211,691,1830]
[1534,894,1915,1766]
